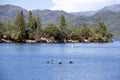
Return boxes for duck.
[47,59,53,64]
[59,62,62,64]
[69,61,73,64]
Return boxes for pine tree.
[59,15,66,31]
[28,11,34,32]
[76,27,81,40]
[43,24,60,39]
[80,23,91,39]
[34,16,42,41]
[67,23,77,40]
[59,14,67,40]
[34,16,41,31]
[27,11,35,39]
[0,20,3,39]
[14,11,26,41]
[98,22,107,37]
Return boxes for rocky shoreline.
[0,37,113,43]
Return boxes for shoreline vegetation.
[0,11,113,43]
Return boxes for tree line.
[0,10,113,43]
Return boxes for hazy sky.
[0,0,120,12]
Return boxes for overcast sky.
[0,0,120,12]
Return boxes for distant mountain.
[71,4,120,16]
[0,4,28,21]
[73,10,120,39]
[0,4,76,25]
[71,11,96,16]
[0,4,120,39]
[99,4,120,12]
[92,10,120,33]
[70,4,120,39]
[32,9,77,25]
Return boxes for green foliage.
[0,12,113,42]
[90,22,113,42]
[35,28,42,41]
[106,32,113,39]
[28,33,34,40]
[59,15,66,31]
[2,22,14,40]
[28,11,34,31]
[10,31,21,41]
[27,11,42,40]
[98,22,107,37]
[80,23,91,39]
[27,11,34,39]
[66,24,77,40]
[76,28,82,40]
[43,24,60,39]
[0,20,4,38]
[59,14,67,39]
[13,11,26,41]
[34,16,42,41]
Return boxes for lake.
[0,41,120,80]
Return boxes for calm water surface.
[0,41,120,80]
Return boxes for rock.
[1,39,12,43]
[25,40,36,43]
[67,39,79,43]
[83,39,89,42]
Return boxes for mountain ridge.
[99,4,120,12]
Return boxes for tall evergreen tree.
[59,15,66,31]
[0,20,3,39]
[34,16,41,31]
[76,27,81,40]
[59,14,67,40]
[34,16,42,41]
[14,11,26,41]
[27,11,35,39]
[28,11,34,32]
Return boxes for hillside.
[71,11,96,16]
[0,4,77,25]
[99,4,120,12]
[32,9,77,25]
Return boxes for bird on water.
[59,62,62,64]
[69,61,73,64]
[47,59,53,64]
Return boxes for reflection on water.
[0,41,120,80]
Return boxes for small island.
[0,11,113,43]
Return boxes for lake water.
[0,41,120,80]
